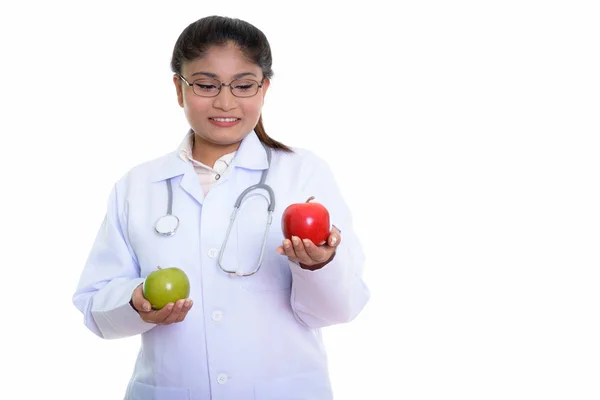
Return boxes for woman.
[73,15,370,400]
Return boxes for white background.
[1,0,599,399]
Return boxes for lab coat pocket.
[253,369,333,400]
[130,381,190,400]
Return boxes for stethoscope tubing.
[154,142,275,276]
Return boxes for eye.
[195,83,217,91]
[193,79,220,92]
[232,80,257,92]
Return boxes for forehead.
[182,43,262,79]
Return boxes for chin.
[216,131,251,144]
[206,135,246,147]
[193,128,246,145]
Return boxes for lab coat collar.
[151,150,193,183]
[151,130,268,183]
[230,130,270,171]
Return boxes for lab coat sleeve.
[72,182,155,339]
[289,154,370,329]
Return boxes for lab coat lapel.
[151,151,206,206]
[179,171,206,205]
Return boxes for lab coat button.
[217,373,228,384]
[212,310,223,321]
[208,248,218,258]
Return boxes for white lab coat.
[72,131,370,400]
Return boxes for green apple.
[143,266,190,310]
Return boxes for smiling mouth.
[209,117,241,122]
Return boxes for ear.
[260,78,270,104]
[173,75,184,108]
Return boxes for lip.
[208,117,241,127]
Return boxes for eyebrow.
[190,71,258,79]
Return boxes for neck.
[192,134,241,168]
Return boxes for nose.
[212,84,237,111]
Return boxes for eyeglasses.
[177,74,264,98]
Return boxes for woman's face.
[174,43,270,147]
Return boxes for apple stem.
[157,266,162,270]
[306,196,315,203]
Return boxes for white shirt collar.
[177,132,236,173]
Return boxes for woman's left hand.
[276,226,341,270]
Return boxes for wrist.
[299,251,336,271]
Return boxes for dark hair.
[171,15,292,152]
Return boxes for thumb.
[328,225,342,247]
[132,284,152,312]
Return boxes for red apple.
[282,196,331,245]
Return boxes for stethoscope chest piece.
[155,214,179,236]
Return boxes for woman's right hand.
[130,283,193,325]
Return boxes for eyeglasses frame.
[177,74,265,98]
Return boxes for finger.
[275,245,284,255]
[175,299,193,323]
[146,302,175,324]
[132,284,152,313]
[327,226,342,248]
[161,299,186,325]
[291,236,311,264]
[282,238,300,262]
[303,238,331,263]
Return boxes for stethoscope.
[154,143,275,277]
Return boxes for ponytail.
[254,115,293,152]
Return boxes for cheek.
[183,98,210,120]
[242,101,263,119]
